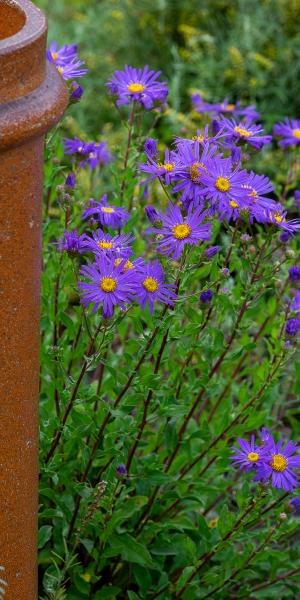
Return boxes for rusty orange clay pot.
[0,1,68,598]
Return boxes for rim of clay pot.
[0,0,45,49]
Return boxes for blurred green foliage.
[37,0,300,134]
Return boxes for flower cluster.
[46,41,88,82]
[231,430,300,491]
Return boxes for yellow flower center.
[52,51,58,60]
[247,452,259,462]
[143,277,158,292]
[224,103,235,111]
[234,126,252,138]
[114,258,134,270]
[242,184,257,200]
[190,162,207,182]
[273,212,285,224]
[100,276,117,292]
[57,66,64,75]
[127,82,145,93]
[101,207,115,213]
[293,128,300,139]
[230,200,239,208]
[192,134,205,142]
[159,162,175,172]
[270,454,288,472]
[173,223,191,240]
[215,176,231,192]
[98,240,114,249]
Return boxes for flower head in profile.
[82,230,134,258]
[266,204,300,233]
[255,436,300,491]
[231,436,264,472]
[147,202,212,259]
[191,94,259,120]
[106,65,168,108]
[220,117,272,149]
[82,195,130,229]
[175,125,225,149]
[273,118,300,148]
[56,230,86,255]
[78,256,137,318]
[135,260,177,313]
[63,138,112,170]
[47,41,88,80]
[139,148,179,185]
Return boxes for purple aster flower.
[82,230,133,258]
[273,118,300,148]
[56,230,86,254]
[116,464,127,477]
[54,59,88,81]
[145,204,160,224]
[86,142,112,170]
[147,202,212,260]
[139,148,180,185]
[220,117,272,150]
[64,136,94,158]
[106,65,168,109]
[46,41,78,64]
[65,173,76,188]
[63,138,112,170]
[172,141,217,207]
[192,94,259,120]
[205,245,220,259]
[200,156,248,219]
[69,81,84,102]
[266,205,300,233]
[82,195,130,229]
[289,497,300,513]
[78,255,137,318]
[286,318,300,336]
[231,436,264,472]
[200,289,213,303]
[175,125,225,148]
[135,260,177,313]
[255,436,300,491]
[240,171,276,223]
[291,291,300,311]
[144,138,158,159]
[289,266,300,282]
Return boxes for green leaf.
[38,525,52,549]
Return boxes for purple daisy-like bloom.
[231,436,264,472]
[139,148,180,185]
[175,125,225,149]
[191,94,259,120]
[220,117,272,150]
[273,118,300,148]
[56,230,86,254]
[289,266,300,282]
[46,41,88,80]
[82,230,134,258]
[52,59,88,81]
[78,255,137,318]
[255,437,300,491]
[241,171,276,223]
[266,204,300,233]
[135,260,177,313]
[82,195,130,229]
[147,202,212,260]
[106,65,168,109]
[286,318,300,336]
[201,156,248,218]
[172,141,217,207]
[63,138,112,170]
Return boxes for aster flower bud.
[249,245,256,254]
[221,267,230,277]
[241,233,252,242]
[286,318,300,336]
[205,245,221,259]
[69,81,84,103]
[145,204,160,224]
[144,137,158,159]
[288,497,300,513]
[279,231,291,243]
[200,289,213,304]
[116,464,127,477]
[65,173,76,188]
[294,190,300,208]
[231,145,242,164]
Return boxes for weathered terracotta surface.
[0,1,68,598]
